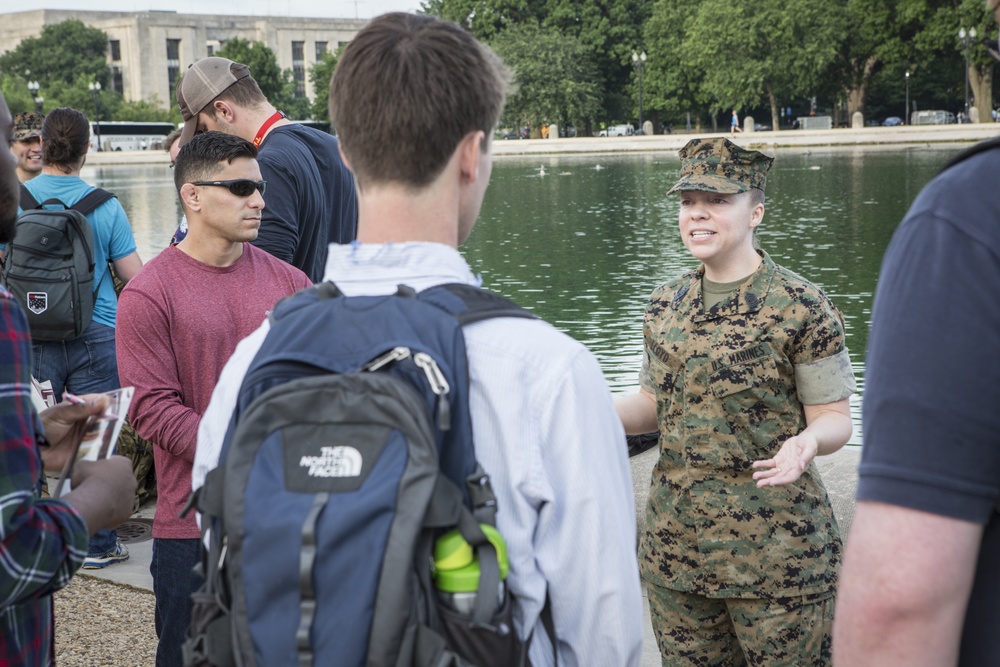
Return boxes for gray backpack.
[3,185,114,341]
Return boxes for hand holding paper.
[39,394,111,473]
[49,387,135,496]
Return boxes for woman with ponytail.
[24,107,142,568]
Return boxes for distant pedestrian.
[175,57,357,282]
[731,109,742,134]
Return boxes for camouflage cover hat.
[667,137,774,195]
[13,111,44,141]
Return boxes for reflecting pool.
[83,144,961,444]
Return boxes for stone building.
[0,10,367,110]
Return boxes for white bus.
[90,121,176,152]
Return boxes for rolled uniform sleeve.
[790,290,856,405]
[795,348,856,405]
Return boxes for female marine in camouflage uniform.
[617,138,856,666]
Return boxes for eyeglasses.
[191,179,267,197]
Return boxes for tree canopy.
[213,38,310,119]
[489,24,602,134]
[0,20,108,92]
[3,5,1000,133]
[309,50,341,123]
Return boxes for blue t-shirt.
[860,139,1000,664]
[255,124,357,283]
[21,174,138,328]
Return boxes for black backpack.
[3,185,114,341]
[184,282,556,667]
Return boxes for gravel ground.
[54,574,157,666]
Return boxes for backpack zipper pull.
[365,346,411,372]
[413,352,451,430]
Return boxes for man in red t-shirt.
[116,131,311,667]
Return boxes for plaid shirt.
[0,288,88,666]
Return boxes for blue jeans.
[151,538,204,667]
[33,320,121,556]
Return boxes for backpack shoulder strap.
[71,188,116,216]
[418,282,538,326]
[18,184,40,211]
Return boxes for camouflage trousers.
[111,270,157,511]
[115,418,156,513]
[646,582,834,667]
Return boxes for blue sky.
[23,1,422,21]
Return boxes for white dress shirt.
[194,241,643,666]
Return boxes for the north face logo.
[299,446,362,478]
[27,292,47,315]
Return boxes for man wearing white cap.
[175,57,356,282]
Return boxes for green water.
[84,144,960,444]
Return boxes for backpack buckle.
[467,471,498,515]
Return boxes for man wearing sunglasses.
[175,56,357,283]
[115,131,312,666]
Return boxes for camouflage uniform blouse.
[639,251,855,599]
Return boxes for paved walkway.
[82,447,860,666]
[87,123,1000,169]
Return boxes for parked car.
[883,116,903,126]
[599,124,634,137]
[754,123,772,131]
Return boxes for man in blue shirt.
[174,57,357,282]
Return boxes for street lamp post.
[632,50,646,134]
[959,27,976,121]
[905,71,910,125]
[88,81,102,151]
[27,80,42,114]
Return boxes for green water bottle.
[433,525,508,614]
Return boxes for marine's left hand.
[751,432,819,487]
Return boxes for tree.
[113,96,181,124]
[214,38,288,104]
[421,0,547,40]
[642,0,705,127]
[424,0,650,131]
[924,0,995,122]
[0,20,109,92]
[489,24,602,133]
[0,19,113,117]
[309,50,341,123]
[677,0,847,130]
[543,0,653,131]
[835,0,914,119]
[213,38,315,119]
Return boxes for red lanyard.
[252,111,286,147]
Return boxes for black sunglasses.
[191,179,267,197]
